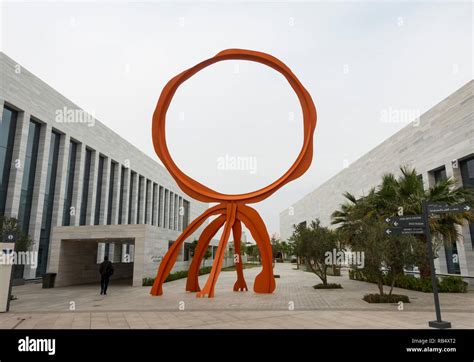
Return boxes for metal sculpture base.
[150,202,275,298]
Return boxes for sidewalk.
[2,263,473,329]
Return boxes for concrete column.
[70,143,85,226]
[86,151,99,225]
[99,157,110,225]
[51,134,70,228]
[4,111,30,218]
[110,162,121,225]
[146,180,153,225]
[120,167,130,224]
[130,173,138,224]
[138,176,146,224]
[23,123,52,279]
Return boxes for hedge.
[348,269,468,293]
[142,266,213,286]
[363,293,410,303]
[313,283,342,289]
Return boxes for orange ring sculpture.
[150,49,317,298]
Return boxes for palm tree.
[332,166,473,278]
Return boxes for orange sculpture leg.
[150,49,317,298]
[150,204,225,296]
[232,220,248,292]
[197,203,237,298]
[237,205,275,294]
[185,214,226,292]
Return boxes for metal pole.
[422,200,451,329]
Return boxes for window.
[169,191,174,229]
[168,240,174,249]
[178,197,183,231]
[79,148,92,225]
[145,180,150,224]
[460,156,474,188]
[107,161,117,225]
[128,171,136,224]
[18,120,41,233]
[0,106,17,215]
[432,166,447,184]
[104,243,110,260]
[137,176,144,223]
[445,241,461,275]
[183,242,191,261]
[118,166,126,224]
[174,194,179,230]
[158,186,164,227]
[164,189,169,229]
[152,183,157,226]
[212,246,218,258]
[94,156,105,225]
[62,141,78,226]
[460,156,474,248]
[37,131,60,276]
[183,200,190,229]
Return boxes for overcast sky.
[1,0,472,241]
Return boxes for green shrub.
[142,266,213,286]
[363,293,410,303]
[142,277,154,286]
[350,270,468,293]
[313,283,342,289]
[439,276,468,293]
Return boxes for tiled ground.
[1,263,473,329]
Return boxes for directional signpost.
[385,202,472,329]
[384,215,425,236]
[427,203,471,214]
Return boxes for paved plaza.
[1,263,473,329]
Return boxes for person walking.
[99,255,114,295]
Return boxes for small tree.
[202,247,212,267]
[246,244,260,263]
[0,216,32,252]
[290,219,337,286]
[189,240,213,267]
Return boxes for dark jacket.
[99,260,114,277]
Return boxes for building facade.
[0,52,221,286]
[280,81,473,280]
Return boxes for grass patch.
[142,266,212,286]
[313,283,342,289]
[349,270,468,293]
[363,293,410,303]
[221,263,261,272]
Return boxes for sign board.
[427,203,471,214]
[385,227,425,236]
[385,215,425,228]
[2,231,16,243]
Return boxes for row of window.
[428,158,474,275]
[0,105,191,275]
